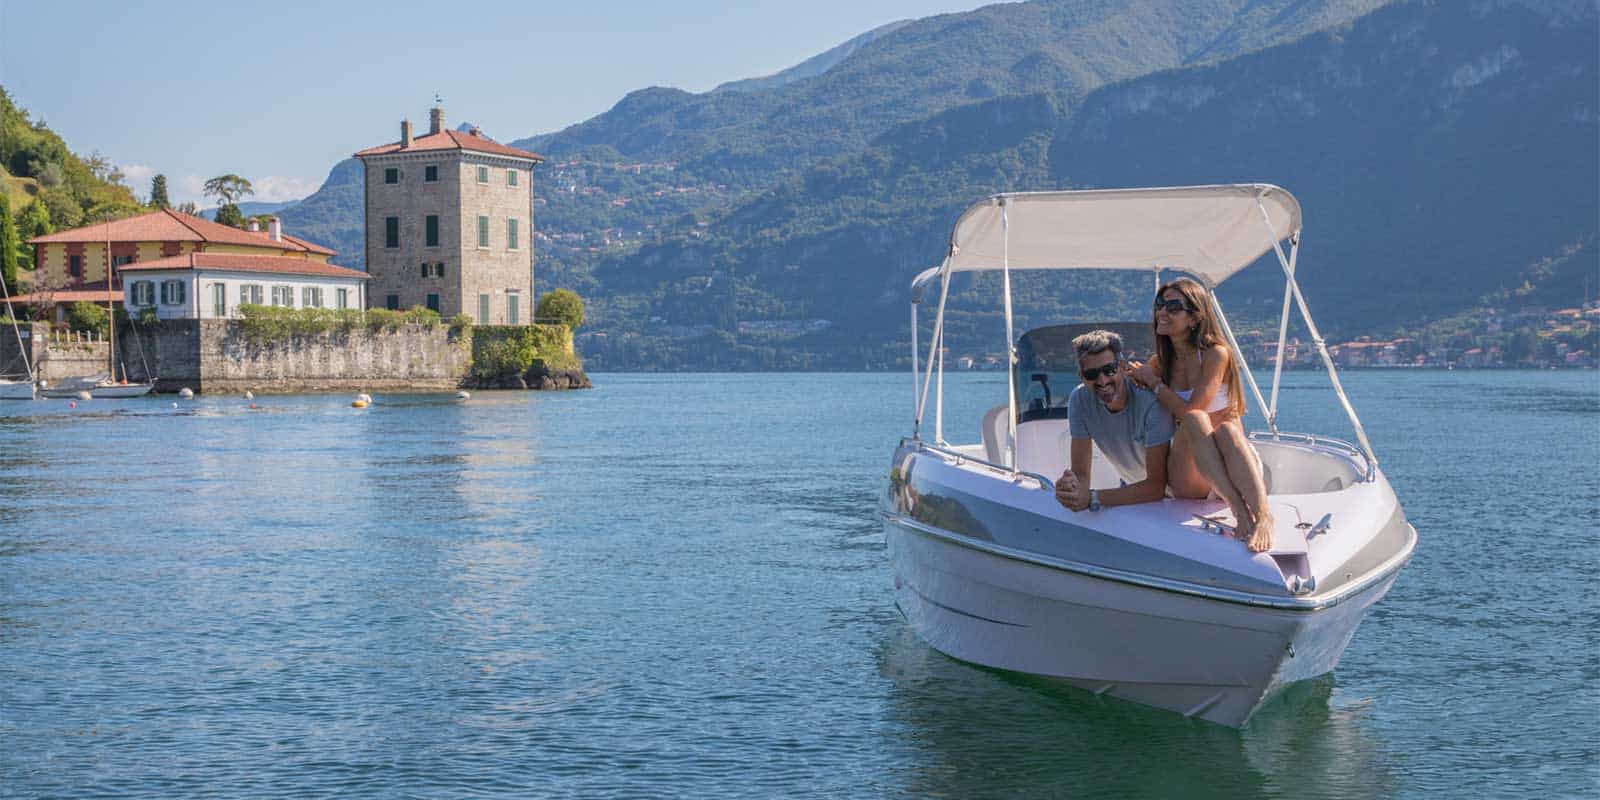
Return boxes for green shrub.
[448,312,473,335]
[536,289,585,330]
[470,323,579,379]
[66,301,107,335]
[136,307,159,325]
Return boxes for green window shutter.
[425,215,439,247]
[477,216,489,247]
[508,218,518,250]
[385,217,399,248]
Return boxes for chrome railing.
[1249,430,1376,483]
[902,438,1056,491]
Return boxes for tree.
[17,200,50,270]
[203,174,253,206]
[204,174,253,229]
[149,174,170,209]
[537,288,585,329]
[0,190,17,290]
[213,204,246,229]
[175,201,199,216]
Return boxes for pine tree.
[149,174,170,209]
[0,190,19,292]
[213,203,246,229]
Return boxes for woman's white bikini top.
[1172,350,1230,413]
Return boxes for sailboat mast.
[0,270,32,381]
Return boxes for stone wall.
[121,319,472,394]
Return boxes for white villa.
[120,252,369,320]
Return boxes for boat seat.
[981,404,1007,464]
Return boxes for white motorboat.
[884,185,1416,727]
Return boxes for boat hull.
[0,379,35,400]
[89,383,154,398]
[886,514,1406,726]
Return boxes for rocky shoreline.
[460,365,592,391]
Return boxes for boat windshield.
[1015,322,1154,423]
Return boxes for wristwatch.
[1089,490,1102,512]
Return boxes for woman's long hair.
[1152,278,1245,419]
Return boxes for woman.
[1128,278,1273,552]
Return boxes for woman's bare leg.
[1215,420,1272,552]
[1174,410,1253,540]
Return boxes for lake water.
[1,371,1596,799]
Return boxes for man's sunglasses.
[1080,362,1120,381]
[1154,298,1197,314]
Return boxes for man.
[1055,330,1175,512]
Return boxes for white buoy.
[178,387,194,399]
[244,390,254,400]
[455,391,471,402]
[171,402,178,408]
[76,390,91,401]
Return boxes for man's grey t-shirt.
[1068,378,1176,484]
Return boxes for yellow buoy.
[352,399,369,408]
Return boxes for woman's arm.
[1130,351,1229,416]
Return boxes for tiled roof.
[26,209,336,255]
[9,289,124,305]
[354,128,543,161]
[118,253,370,280]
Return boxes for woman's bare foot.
[1246,509,1274,553]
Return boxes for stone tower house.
[355,107,544,324]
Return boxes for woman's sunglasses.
[1080,363,1120,381]
[1154,298,1197,314]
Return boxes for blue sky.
[0,0,985,206]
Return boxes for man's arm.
[1056,437,1095,511]
[1097,442,1170,508]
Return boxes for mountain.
[201,200,297,221]
[279,0,1392,273]
[713,20,914,95]
[577,0,1596,368]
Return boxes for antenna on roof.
[434,93,443,105]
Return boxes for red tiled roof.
[10,289,124,305]
[118,253,370,279]
[355,128,543,161]
[27,209,336,256]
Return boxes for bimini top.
[939,184,1301,288]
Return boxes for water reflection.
[877,625,1397,799]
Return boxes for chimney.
[401,118,413,147]
[248,219,260,232]
[429,106,444,135]
[269,217,282,242]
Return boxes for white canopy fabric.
[939,184,1301,288]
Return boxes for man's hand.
[1055,469,1090,512]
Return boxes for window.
[507,293,519,325]
[426,293,440,313]
[384,167,399,184]
[272,285,294,307]
[160,279,186,306]
[476,165,489,184]
[507,218,519,250]
[385,294,400,310]
[477,215,489,248]
[240,284,263,305]
[424,165,438,182]
[385,217,400,248]
[112,255,135,267]
[69,255,82,278]
[434,262,445,278]
[336,288,349,310]
[212,283,226,317]
[478,293,489,324]
[302,287,323,308]
[507,170,518,187]
[420,262,431,278]
[132,280,155,305]
[425,215,439,247]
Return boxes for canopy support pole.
[915,300,928,425]
[1267,236,1299,431]
[1206,291,1271,429]
[1255,200,1379,473]
[914,263,952,439]
[1001,199,1018,470]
